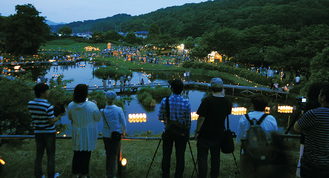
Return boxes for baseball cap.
[211,78,223,88]
[105,91,117,103]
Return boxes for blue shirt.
[158,94,191,129]
[101,104,127,138]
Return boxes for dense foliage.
[93,66,132,80]
[3,4,50,55]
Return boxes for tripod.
[146,136,198,178]
[285,105,304,134]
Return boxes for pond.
[31,61,288,136]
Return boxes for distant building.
[71,32,92,39]
[134,31,148,39]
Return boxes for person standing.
[158,79,191,178]
[28,83,65,178]
[236,94,278,177]
[294,85,329,178]
[194,78,232,178]
[67,84,101,178]
[101,91,127,178]
[295,82,327,177]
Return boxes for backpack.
[244,114,272,162]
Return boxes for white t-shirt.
[68,101,101,151]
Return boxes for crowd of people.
[27,75,329,177]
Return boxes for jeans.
[34,133,56,178]
[72,151,91,175]
[197,138,221,178]
[162,133,188,178]
[103,137,121,178]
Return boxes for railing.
[0,134,300,140]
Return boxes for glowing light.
[191,112,199,121]
[84,46,100,51]
[63,134,67,137]
[13,65,21,70]
[56,131,60,134]
[278,105,293,113]
[0,158,5,165]
[265,107,271,114]
[231,107,247,115]
[121,158,127,166]
[128,113,147,123]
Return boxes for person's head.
[251,94,268,111]
[319,84,329,104]
[34,83,50,98]
[105,91,117,104]
[170,79,184,94]
[307,82,327,101]
[73,84,89,103]
[210,77,223,93]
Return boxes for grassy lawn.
[0,137,300,178]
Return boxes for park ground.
[0,137,301,178]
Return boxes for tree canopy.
[4,4,50,55]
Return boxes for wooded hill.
[54,0,329,38]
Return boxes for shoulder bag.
[101,109,122,141]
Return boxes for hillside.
[52,0,329,39]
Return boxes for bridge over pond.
[64,81,289,99]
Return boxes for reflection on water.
[34,62,287,136]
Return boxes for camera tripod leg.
[146,138,162,178]
[187,139,198,177]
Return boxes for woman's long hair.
[73,84,88,103]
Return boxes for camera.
[296,96,307,103]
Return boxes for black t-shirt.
[197,95,232,139]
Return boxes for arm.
[49,113,65,124]
[195,116,205,133]
[120,109,127,135]
[294,121,302,133]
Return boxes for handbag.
[101,109,122,141]
[164,96,188,138]
[220,115,235,154]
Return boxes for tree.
[184,36,195,50]
[57,26,72,36]
[92,31,104,42]
[309,47,329,83]
[0,79,34,135]
[4,4,50,55]
[190,44,208,59]
[147,23,161,44]
[202,28,241,60]
[125,31,138,44]
[104,30,122,41]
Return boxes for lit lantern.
[0,157,5,165]
[231,107,247,115]
[13,65,21,70]
[128,113,147,123]
[278,105,293,113]
[191,112,199,121]
[63,134,67,137]
[265,107,271,114]
[121,158,127,167]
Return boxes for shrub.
[93,66,132,80]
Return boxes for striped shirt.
[298,107,329,167]
[158,94,191,129]
[28,98,56,134]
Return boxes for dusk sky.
[0,0,207,23]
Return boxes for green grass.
[0,138,300,178]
